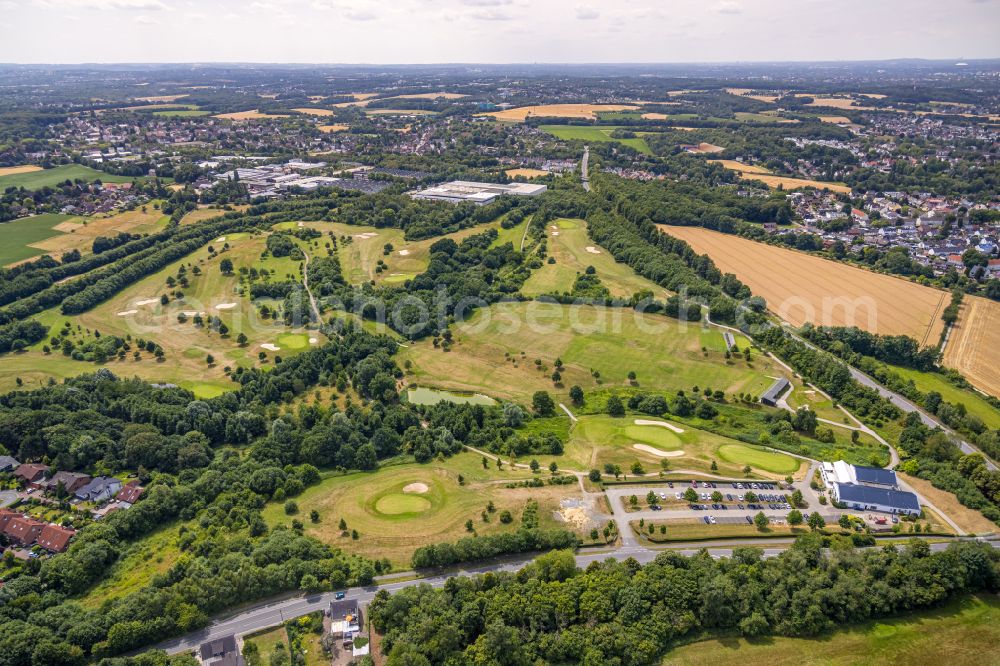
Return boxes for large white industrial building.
[411,180,547,205]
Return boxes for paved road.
[152,536,998,656]
[581,146,590,191]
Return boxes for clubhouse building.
[820,460,921,516]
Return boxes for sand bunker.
[585,246,602,254]
[214,303,236,310]
[260,343,281,352]
[403,483,429,494]
[181,310,203,316]
[134,298,159,307]
[633,444,686,458]
[309,337,318,344]
[634,419,685,433]
[398,249,410,256]
[551,231,560,236]
[216,236,226,242]
[354,232,378,239]
[297,222,303,227]
[116,310,138,316]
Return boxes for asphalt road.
[581,146,590,191]
[152,537,998,657]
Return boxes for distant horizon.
[2,0,997,64]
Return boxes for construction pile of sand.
[559,507,591,529]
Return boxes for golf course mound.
[374,493,433,515]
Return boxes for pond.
[406,386,496,406]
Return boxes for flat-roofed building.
[412,180,546,205]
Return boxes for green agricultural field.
[887,364,1000,430]
[0,232,322,394]
[522,218,668,299]
[260,453,579,567]
[539,125,652,154]
[0,164,135,190]
[524,414,802,478]
[662,594,1000,666]
[0,213,75,265]
[398,302,789,404]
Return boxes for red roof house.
[36,524,76,553]
[4,516,45,546]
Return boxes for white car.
[708,516,717,524]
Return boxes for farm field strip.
[483,104,640,121]
[660,225,947,342]
[708,159,851,193]
[942,295,1000,398]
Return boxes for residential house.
[36,524,76,553]
[0,508,17,532]
[41,471,91,496]
[75,476,122,503]
[116,481,144,506]
[0,456,19,473]
[198,635,243,666]
[4,515,45,546]
[13,463,49,487]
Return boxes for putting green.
[276,333,310,350]
[383,273,416,284]
[623,425,682,450]
[717,443,799,473]
[374,493,433,515]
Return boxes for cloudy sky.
[1,0,998,63]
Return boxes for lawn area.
[522,218,668,299]
[887,364,1000,430]
[538,125,652,154]
[523,414,803,479]
[0,164,135,190]
[398,302,789,405]
[785,384,846,424]
[634,519,811,542]
[0,213,75,265]
[661,594,1000,666]
[261,452,581,568]
[244,627,290,665]
[491,215,530,250]
[0,232,322,394]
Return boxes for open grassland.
[941,296,1000,399]
[636,519,810,542]
[0,164,134,190]
[529,415,802,479]
[0,232,321,395]
[784,385,845,424]
[661,226,948,343]
[900,474,998,534]
[179,205,243,226]
[28,206,169,255]
[708,159,851,193]
[522,218,668,299]
[0,165,43,177]
[484,104,639,122]
[397,302,789,404]
[887,363,1000,429]
[78,521,183,608]
[291,107,336,116]
[213,109,290,120]
[0,213,75,265]
[661,594,1000,666]
[261,453,577,567]
[298,217,504,285]
[364,108,437,116]
[539,125,652,154]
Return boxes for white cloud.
[462,0,512,6]
[133,14,158,24]
[344,9,377,20]
[35,0,169,9]
[715,1,741,14]
[470,9,513,20]
[575,5,599,19]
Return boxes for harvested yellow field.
[725,88,779,103]
[213,110,289,120]
[942,296,1000,398]
[818,115,853,124]
[505,168,549,179]
[483,104,639,122]
[317,124,349,133]
[292,107,335,116]
[0,165,43,177]
[686,142,725,154]
[659,225,948,343]
[798,95,878,111]
[901,473,998,533]
[641,112,669,120]
[30,208,168,254]
[708,159,851,193]
[708,159,770,174]
[134,94,188,103]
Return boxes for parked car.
[708,516,717,524]
[335,591,346,600]
[703,516,711,524]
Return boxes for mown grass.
[260,452,577,568]
[539,125,652,154]
[0,213,74,265]
[661,594,1000,666]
